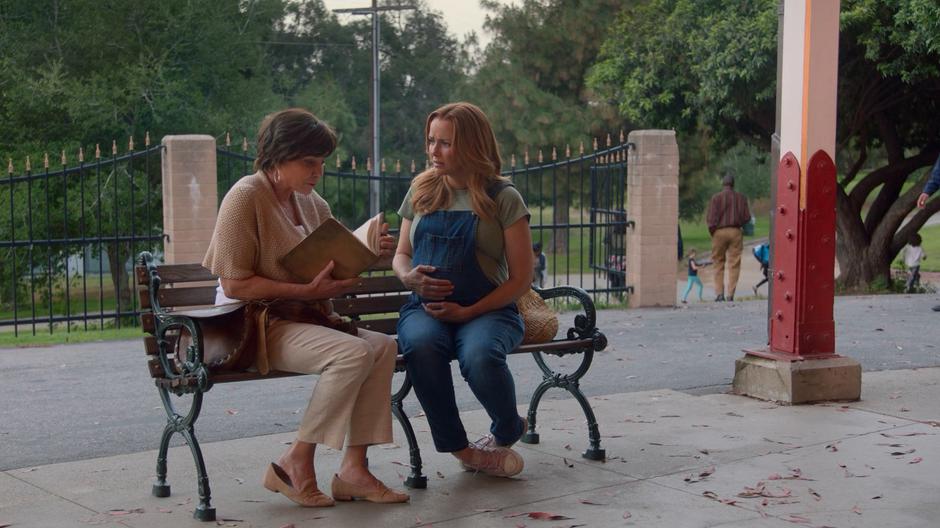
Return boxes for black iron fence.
[0,141,164,335]
[0,134,630,335]
[217,137,632,303]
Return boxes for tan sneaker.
[470,417,528,449]
[458,444,524,477]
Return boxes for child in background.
[903,233,926,293]
[532,242,547,288]
[682,249,705,303]
[752,242,770,295]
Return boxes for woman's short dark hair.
[910,233,922,246]
[254,108,337,173]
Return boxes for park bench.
[135,250,608,521]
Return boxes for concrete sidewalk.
[3,368,938,527]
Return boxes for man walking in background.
[706,171,751,301]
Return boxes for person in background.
[752,242,770,296]
[681,248,706,303]
[902,233,926,294]
[532,242,547,288]
[705,170,751,302]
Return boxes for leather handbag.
[172,301,261,371]
[517,289,559,344]
[171,299,358,373]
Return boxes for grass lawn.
[0,325,142,348]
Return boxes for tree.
[0,0,291,315]
[589,0,940,288]
[462,0,628,253]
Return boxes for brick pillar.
[626,130,679,308]
[161,135,218,265]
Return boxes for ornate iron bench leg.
[392,373,427,489]
[154,379,216,521]
[152,422,174,498]
[522,350,605,460]
[565,382,605,460]
[521,381,552,444]
[181,428,215,522]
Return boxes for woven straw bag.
[517,289,559,344]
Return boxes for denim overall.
[397,205,525,452]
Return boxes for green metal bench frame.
[135,251,608,521]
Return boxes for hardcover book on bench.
[281,212,385,281]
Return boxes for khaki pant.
[265,320,397,450]
[711,227,743,298]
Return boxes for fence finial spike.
[61,150,67,165]
[566,144,571,158]
[112,140,118,155]
[511,153,516,168]
[225,132,231,147]
[425,158,430,170]
[25,156,31,172]
[411,159,416,173]
[95,144,101,159]
[145,131,151,147]
[43,152,49,169]
[242,137,248,152]
[381,158,386,172]
[351,156,357,171]
[79,147,85,163]
[552,146,557,161]
[620,129,625,144]
[395,159,401,172]
[579,141,584,155]
[606,133,612,147]
[129,136,135,151]
[538,149,543,164]
[593,137,598,152]
[524,147,529,166]
[366,157,372,172]
[7,158,12,174]
[336,155,341,168]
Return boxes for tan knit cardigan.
[203,171,332,283]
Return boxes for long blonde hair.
[410,102,509,220]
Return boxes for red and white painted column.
[734,0,861,403]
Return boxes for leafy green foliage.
[462,0,627,158]
[590,0,940,287]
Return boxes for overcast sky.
[323,0,519,46]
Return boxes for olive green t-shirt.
[398,185,530,284]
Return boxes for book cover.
[281,213,384,281]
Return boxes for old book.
[281,212,385,281]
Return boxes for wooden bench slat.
[144,334,180,356]
[333,294,410,316]
[141,312,155,334]
[515,339,595,354]
[136,264,217,285]
[346,276,407,295]
[355,317,399,334]
[140,286,217,309]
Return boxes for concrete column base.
[732,355,861,404]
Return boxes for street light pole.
[334,2,415,217]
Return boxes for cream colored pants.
[711,227,744,298]
[265,320,397,451]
